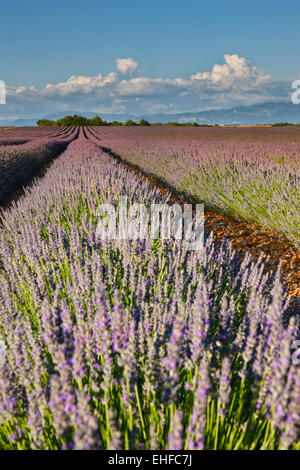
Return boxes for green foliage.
[37,115,109,127]
[271,122,297,127]
[36,119,57,127]
[110,121,124,126]
[125,119,137,126]
[36,114,217,127]
[139,119,150,126]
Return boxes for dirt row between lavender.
[99,144,300,310]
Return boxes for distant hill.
[0,117,39,127]
[143,102,300,125]
[2,101,300,126]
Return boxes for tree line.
[36,114,216,127]
[37,114,299,127]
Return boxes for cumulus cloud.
[117,77,181,97]
[116,58,139,76]
[41,72,118,97]
[190,54,271,89]
[0,54,293,121]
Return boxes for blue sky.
[0,0,299,120]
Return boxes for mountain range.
[1,101,300,126]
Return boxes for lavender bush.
[0,128,77,204]
[0,138,299,450]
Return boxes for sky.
[0,0,299,121]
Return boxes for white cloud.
[1,54,293,119]
[190,54,271,89]
[41,72,118,96]
[116,58,139,76]
[117,77,181,97]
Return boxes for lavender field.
[0,127,299,450]
[96,127,300,248]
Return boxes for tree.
[125,119,137,126]
[90,115,103,126]
[139,119,150,126]
[110,121,123,126]
[36,119,56,126]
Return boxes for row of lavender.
[91,125,300,143]
[93,127,300,248]
[0,127,77,205]
[0,136,299,449]
[0,126,72,146]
